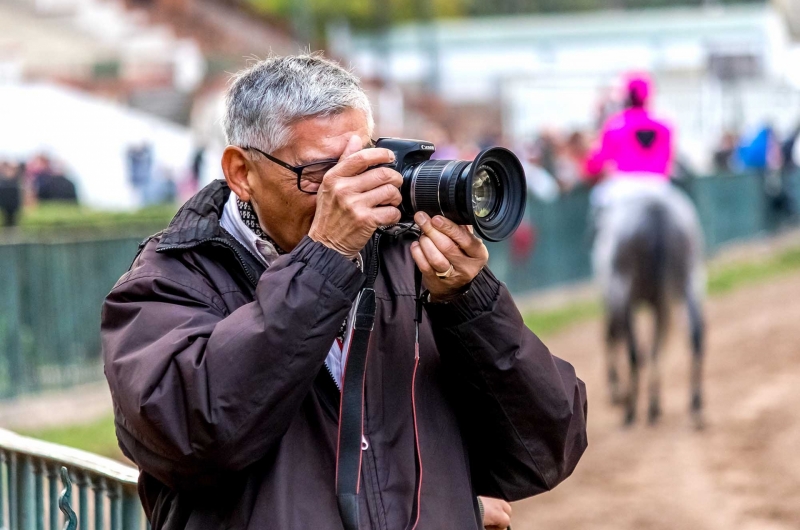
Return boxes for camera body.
[375,138,440,223]
[375,137,526,242]
[376,138,436,170]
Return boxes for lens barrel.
[401,147,526,242]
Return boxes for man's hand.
[410,211,489,302]
[308,135,402,259]
[480,496,512,530]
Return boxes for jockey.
[584,72,673,212]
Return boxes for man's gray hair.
[223,54,374,153]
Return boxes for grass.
[523,300,601,338]
[707,246,800,295]
[19,414,123,462]
[20,242,800,462]
[8,203,179,239]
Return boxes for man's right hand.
[308,135,403,259]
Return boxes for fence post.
[121,489,141,530]
[17,455,35,530]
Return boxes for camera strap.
[335,234,422,530]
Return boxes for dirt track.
[513,271,800,530]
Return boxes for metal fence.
[0,172,796,399]
[487,171,800,293]
[0,237,142,399]
[0,428,144,530]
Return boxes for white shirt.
[220,192,349,388]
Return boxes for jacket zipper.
[325,362,340,391]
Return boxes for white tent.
[0,82,198,209]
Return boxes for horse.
[592,181,706,429]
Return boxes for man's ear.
[221,146,253,202]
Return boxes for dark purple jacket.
[102,181,587,530]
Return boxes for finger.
[414,212,463,259]
[338,134,362,162]
[410,241,434,276]
[419,234,451,274]
[500,501,512,516]
[428,214,487,258]
[357,182,402,208]
[328,147,396,180]
[346,167,403,193]
[372,206,402,227]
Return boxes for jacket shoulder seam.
[113,272,227,314]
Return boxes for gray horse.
[593,184,706,429]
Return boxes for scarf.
[236,198,287,255]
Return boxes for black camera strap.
[335,285,376,530]
[336,234,423,530]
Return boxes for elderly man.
[102,54,587,530]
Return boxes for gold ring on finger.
[435,263,455,279]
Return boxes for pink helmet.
[624,72,652,107]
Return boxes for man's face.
[245,108,371,252]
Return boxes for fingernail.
[432,216,444,228]
[414,212,429,225]
[411,241,419,249]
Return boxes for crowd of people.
[0,153,78,228]
[712,124,800,220]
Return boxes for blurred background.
[1,0,800,528]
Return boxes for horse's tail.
[646,200,668,301]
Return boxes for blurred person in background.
[738,123,795,224]
[25,153,53,205]
[713,131,740,174]
[560,130,591,191]
[776,123,800,223]
[127,141,154,203]
[0,160,23,227]
[101,53,587,530]
[34,159,78,203]
[583,72,673,216]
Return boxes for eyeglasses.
[243,146,339,194]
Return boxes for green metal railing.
[0,428,144,530]
[487,172,800,293]
[0,237,142,399]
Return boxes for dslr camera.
[376,138,527,242]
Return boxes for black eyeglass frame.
[243,145,339,195]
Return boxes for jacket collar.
[158,179,231,250]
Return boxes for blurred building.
[0,0,296,122]
[338,2,800,171]
[0,0,298,209]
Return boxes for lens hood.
[466,147,527,242]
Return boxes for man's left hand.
[479,496,512,530]
[410,212,489,302]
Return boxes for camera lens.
[400,147,527,242]
[472,165,499,219]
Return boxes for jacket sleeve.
[425,268,588,501]
[102,236,364,489]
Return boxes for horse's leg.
[624,305,640,426]
[687,289,705,430]
[648,302,668,424]
[605,274,630,406]
[605,307,625,405]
